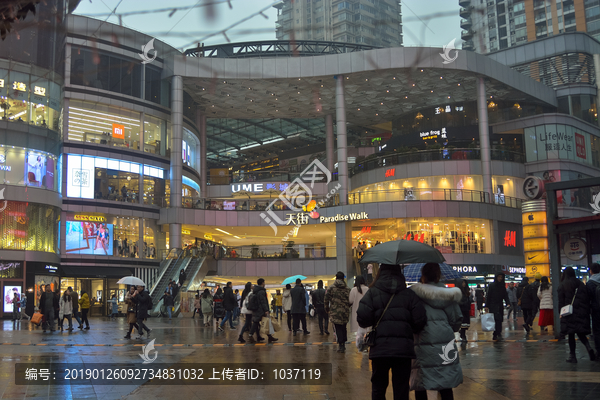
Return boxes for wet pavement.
[0,312,598,399]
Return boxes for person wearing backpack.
[588,263,600,359]
[247,278,271,343]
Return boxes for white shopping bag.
[481,313,495,332]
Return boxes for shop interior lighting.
[215,228,231,235]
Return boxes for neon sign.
[385,168,395,177]
[74,215,106,222]
[504,231,516,247]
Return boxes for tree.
[0,0,40,40]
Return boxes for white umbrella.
[117,276,146,287]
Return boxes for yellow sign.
[522,211,547,225]
[525,251,550,265]
[74,215,106,222]
[526,264,550,278]
[12,81,26,91]
[523,224,548,239]
[204,233,213,241]
[34,86,46,96]
[524,238,549,252]
[182,229,191,235]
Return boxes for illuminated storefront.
[0,201,59,253]
[0,145,59,190]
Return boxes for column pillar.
[335,76,348,205]
[170,75,183,249]
[139,218,144,259]
[325,114,335,175]
[476,77,493,202]
[336,221,354,287]
[196,108,207,197]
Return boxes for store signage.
[526,264,550,278]
[575,133,586,159]
[360,226,371,234]
[453,266,478,273]
[204,233,213,240]
[523,176,545,200]
[45,265,58,273]
[564,238,586,261]
[0,153,10,171]
[231,182,290,194]
[403,232,425,243]
[522,211,547,225]
[385,168,395,177]
[524,238,549,251]
[112,123,125,139]
[13,81,26,91]
[319,212,369,223]
[371,137,382,143]
[504,231,516,247]
[508,266,526,274]
[525,251,549,264]
[523,225,547,239]
[182,229,191,235]
[74,215,106,222]
[434,106,451,114]
[34,86,46,96]
[0,79,4,88]
[420,127,447,141]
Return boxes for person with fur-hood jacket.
[409,263,463,400]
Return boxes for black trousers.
[415,389,453,400]
[371,357,411,400]
[334,323,347,344]
[493,308,503,337]
[240,313,252,335]
[293,313,307,332]
[138,319,150,335]
[568,332,591,354]
[316,305,328,333]
[592,316,600,354]
[248,316,264,339]
[286,310,292,330]
[127,322,139,335]
[522,308,532,326]
[81,308,90,328]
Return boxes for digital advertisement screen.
[26,152,47,188]
[4,286,22,313]
[65,221,114,255]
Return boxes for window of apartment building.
[500,38,508,49]
[316,28,324,34]
[515,27,527,41]
[336,2,349,11]
[587,19,600,33]
[296,8,299,13]
[564,14,576,25]
[514,14,526,26]
[315,6,323,12]
[498,15,506,25]
[316,16,323,23]
[296,19,299,24]
[513,1,525,13]
[586,6,600,18]
[307,18,311,24]
[499,26,507,37]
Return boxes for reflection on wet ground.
[1,313,598,399]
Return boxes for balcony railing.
[220,245,337,259]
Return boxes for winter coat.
[474,288,485,308]
[587,275,600,330]
[241,292,253,314]
[485,273,509,313]
[40,291,59,312]
[519,282,534,309]
[516,279,527,300]
[160,294,174,307]
[282,289,292,312]
[325,280,351,325]
[507,287,518,303]
[357,268,427,359]
[223,287,237,311]
[78,293,90,310]
[558,277,591,335]
[409,283,463,392]
[275,293,283,307]
[290,284,307,314]
[537,285,553,310]
[201,296,213,314]
[456,280,471,326]
[125,292,137,324]
[349,285,369,332]
[251,285,270,323]
[59,296,73,319]
[71,291,79,312]
[213,293,226,319]
[132,290,150,320]
[311,288,326,307]
[194,298,201,310]
[179,270,187,285]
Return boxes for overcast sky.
[74,0,462,51]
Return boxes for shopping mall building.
[1,3,599,316]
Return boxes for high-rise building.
[461,0,600,53]
[274,0,403,47]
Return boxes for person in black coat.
[519,277,536,333]
[220,282,237,330]
[474,284,485,316]
[248,278,270,343]
[485,273,510,340]
[179,269,187,286]
[558,267,596,363]
[456,279,472,342]
[132,285,152,339]
[159,291,174,320]
[587,263,600,360]
[357,264,427,400]
[290,278,309,335]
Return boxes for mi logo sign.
[112,123,125,139]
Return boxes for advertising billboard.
[4,285,22,313]
[65,221,114,255]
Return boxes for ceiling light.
[215,228,230,235]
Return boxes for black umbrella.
[360,240,445,265]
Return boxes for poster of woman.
[26,153,47,188]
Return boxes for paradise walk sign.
[319,212,369,223]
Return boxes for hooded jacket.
[485,273,509,312]
[357,268,427,359]
[78,292,90,310]
[558,277,591,335]
[409,283,463,392]
[201,295,213,314]
[251,285,270,322]
[282,289,292,312]
[324,279,351,325]
[223,286,237,311]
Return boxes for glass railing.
[161,193,340,210]
[220,245,337,259]
[348,188,490,204]
[209,170,300,184]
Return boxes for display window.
[144,114,167,156]
[0,145,58,190]
[0,201,59,253]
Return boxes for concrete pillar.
[196,109,207,197]
[335,221,354,287]
[335,76,348,205]
[170,75,183,249]
[476,77,493,202]
[325,114,335,175]
[139,217,144,259]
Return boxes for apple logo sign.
[528,214,534,221]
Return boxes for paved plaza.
[0,313,598,400]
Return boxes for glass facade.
[524,124,597,166]
[0,201,60,253]
[0,145,59,191]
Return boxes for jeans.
[315,305,329,333]
[334,323,347,344]
[73,310,82,326]
[13,308,19,321]
[507,301,518,319]
[43,309,55,331]
[371,357,411,400]
[240,313,252,336]
[415,389,453,400]
[234,307,240,320]
[221,310,235,328]
[167,307,172,319]
[61,314,73,329]
[249,316,264,339]
[275,306,283,320]
[81,308,90,328]
[293,313,307,332]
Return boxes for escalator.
[171,255,217,317]
[148,250,192,316]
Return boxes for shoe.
[523,324,530,333]
[147,329,152,337]
[324,330,330,335]
[43,330,46,333]
[268,335,278,343]
[238,336,246,343]
[293,331,297,336]
[67,328,73,331]
[136,335,144,339]
[124,334,131,339]
[340,344,346,353]
[84,326,90,330]
[303,331,310,334]
[585,344,597,361]
[566,353,578,363]
[218,325,224,332]
[257,337,265,343]
[78,325,83,330]
[320,332,324,335]
[247,337,256,344]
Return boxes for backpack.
[247,292,259,311]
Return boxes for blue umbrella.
[281,275,307,286]
[402,263,462,282]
